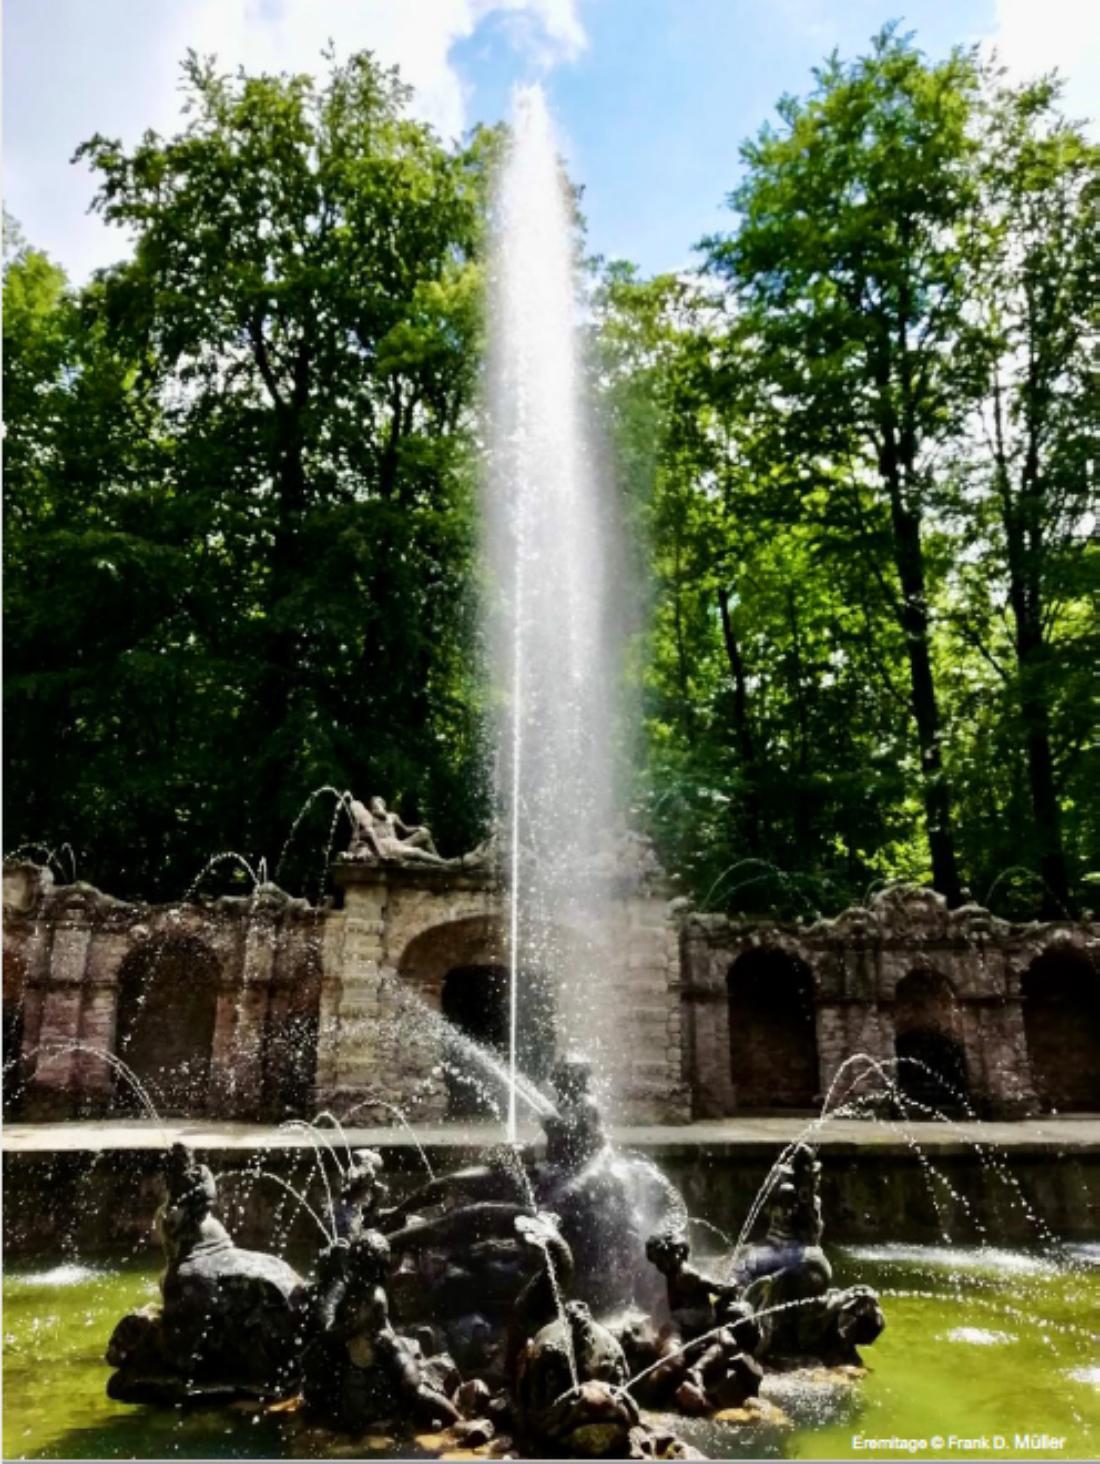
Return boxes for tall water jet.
[483,85,622,1139]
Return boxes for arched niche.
[262,957,322,1120]
[399,916,555,1119]
[441,963,508,1117]
[1022,949,1100,1113]
[893,968,969,1113]
[113,934,221,1115]
[726,949,819,1110]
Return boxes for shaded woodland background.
[4,28,1097,916]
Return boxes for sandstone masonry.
[4,862,1097,1125]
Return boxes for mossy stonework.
[5,861,1097,1127]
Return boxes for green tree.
[703,26,982,904]
[4,220,186,887]
[595,265,920,915]
[951,77,1099,912]
[4,52,491,896]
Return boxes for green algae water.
[3,1246,1098,1460]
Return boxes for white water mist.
[483,85,621,1138]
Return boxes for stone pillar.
[208,924,246,1114]
[14,916,53,1068]
[814,1001,848,1103]
[227,914,279,1118]
[24,917,92,1116]
[681,923,736,1119]
[819,939,893,1106]
[973,997,1038,1118]
[607,896,690,1123]
[314,911,348,1111]
[314,875,398,1116]
[74,930,129,1108]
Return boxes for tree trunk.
[249,329,311,863]
[1021,692,1070,916]
[881,457,964,906]
[252,440,306,860]
[717,584,762,855]
[999,397,1072,918]
[1005,534,1071,915]
[785,587,812,854]
[874,299,964,907]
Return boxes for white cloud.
[985,0,1099,131]
[479,0,587,71]
[172,0,586,137]
[3,0,586,282]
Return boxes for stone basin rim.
[5,1115,1100,1157]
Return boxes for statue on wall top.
[338,802,669,882]
[346,796,450,866]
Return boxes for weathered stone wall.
[2,863,325,1121]
[314,866,503,1123]
[2,859,690,1125]
[314,863,689,1124]
[5,865,1097,1125]
[682,886,1100,1120]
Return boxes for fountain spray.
[484,85,620,1140]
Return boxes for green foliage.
[4,52,491,898]
[4,33,1096,918]
[594,267,921,917]
[597,28,1097,916]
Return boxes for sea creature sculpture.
[731,1143,884,1364]
[105,1143,305,1403]
[102,1116,885,1449]
[514,1300,638,1456]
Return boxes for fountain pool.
[3,1246,1097,1460]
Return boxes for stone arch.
[726,949,819,1109]
[398,916,555,1118]
[1022,948,1100,1113]
[893,968,969,1113]
[113,934,221,1115]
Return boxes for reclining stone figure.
[346,795,449,865]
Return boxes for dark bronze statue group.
[106,1058,884,1459]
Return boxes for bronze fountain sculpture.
[104,1070,885,1458]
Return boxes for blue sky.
[5,0,1098,282]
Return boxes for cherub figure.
[641,1228,762,1414]
[333,1148,388,1241]
[304,1229,459,1431]
[645,1227,746,1340]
